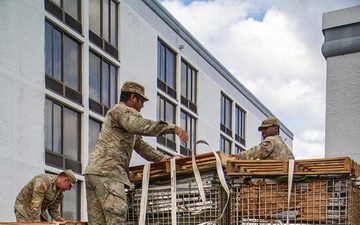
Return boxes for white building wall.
[322,6,360,163]
[0,0,47,220]
[0,0,293,221]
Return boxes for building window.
[181,60,197,113]
[220,135,231,154]
[61,181,81,221]
[89,118,102,154]
[157,40,176,99]
[235,105,246,146]
[89,51,118,116]
[45,98,82,173]
[220,93,232,137]
[157,95,176,150]
[45,0,82,33]
[180,110,196,156]
[45,20,82,105]
[235,145,245,154]
[89,0,118,58]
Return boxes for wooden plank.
[226,157,360,177]
[129,151,237,183]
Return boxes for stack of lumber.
[129,151,236,183]
[226,157,360,177]
[129,152,360,182]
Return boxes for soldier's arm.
[48,192,64,221]
[29,178,47,222]
[133,136,168,162]
[116,108,176,137]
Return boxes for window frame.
[180,59,197,113]
[235,104,246,146]
[45,0,82,34]
[220,92,233,137]
[220,135,232,155]
[157,94,176,151]
[89,0,119,58]
[89,50,118,116]
[45,20,82,105]
[180,110,197,156]
[157,40,177,99]
[45,98,82,173]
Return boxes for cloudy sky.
[158,0,360,159]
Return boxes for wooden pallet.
[129,151,236,183]
[226,157,360,177]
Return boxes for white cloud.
[159,0,360,159]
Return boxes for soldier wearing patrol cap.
[14,169,77,222]
[237,117,295,160]
[84,81,188,225]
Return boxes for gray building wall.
[0,0,293,221]
[322,6,360,162]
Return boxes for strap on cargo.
[170,157,177,225]
[286,159,295,225]
[139,163,150,225]
[193,140,230,224]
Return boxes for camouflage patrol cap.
[64,169,77,189]
[258,117,280,131]
[121,81,149,102]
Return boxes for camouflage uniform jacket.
[238,135,295,160]
[14,174,63,222]
[84,102,175,188]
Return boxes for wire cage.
[230,178,360,225]
[126,173,229,225]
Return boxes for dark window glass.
[89,0,101,36]
[89,118,102,154]
[64,36,80,91]
[157,95,176,150]
[89,0,118,57]
[89,51,118,116]
[45,98,81,173]
[181,60,197,113]
[45,21,82,104]
[235,145,245,154]
[157,40,176,98]
[45,0,82,33]
[180,111,196,156]
[220,135,231,154]
[220,93,232,136]
[62,182,81,221]
[63,108,80,161]
[235,105,246,145]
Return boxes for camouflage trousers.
[85,174,128,225]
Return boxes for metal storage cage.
[230,178,360,225]
[126,173,229,225]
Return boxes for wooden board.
[129,151,237,183]
[226,157,360,177]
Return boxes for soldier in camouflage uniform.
[237,118,294,160]
[14,170,77,222]
[84,81,188,225]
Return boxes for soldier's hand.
[174,126,188,144]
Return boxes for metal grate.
[230,178,358,225]
[127,173,229,225]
